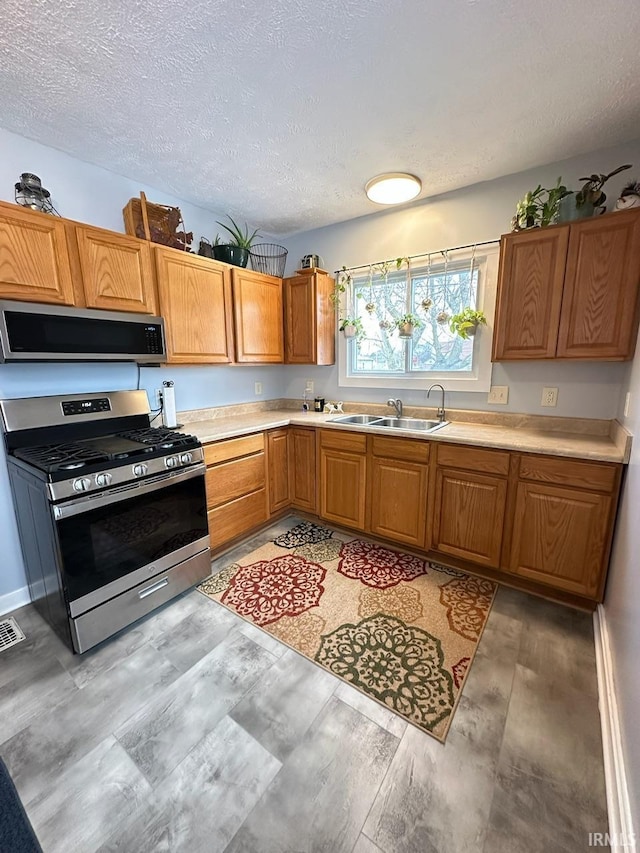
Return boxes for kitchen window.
[338,245,499,393]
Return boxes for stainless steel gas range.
[1,390,211,653]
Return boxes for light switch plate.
[488,385,509,405]
[624,392,631,418]
[305,379,314,394]
[541,387,558,407]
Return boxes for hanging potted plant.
[395,313,424,338]
[449,308,487,339]
[339,316,364,339]
[212,215,261,267]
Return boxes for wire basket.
[250,243,288,278]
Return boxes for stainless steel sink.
[328,414,449,433]
[373,417,449,432]
[328,414,385,425]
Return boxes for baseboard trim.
[0,585,30,617]
[594,605,637,852]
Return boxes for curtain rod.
[334,238,500,277]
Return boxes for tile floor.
[0,518,609,853]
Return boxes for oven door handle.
[52,463,206,520]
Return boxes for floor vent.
[0,617,26,652]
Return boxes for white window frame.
[337,245,499,393]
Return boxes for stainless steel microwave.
[0,301,166,363]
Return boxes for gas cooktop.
[13,426,199,477]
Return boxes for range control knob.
[132,463,148,478]
[72,477,92,493]
[180,452,193,465]
[95,472,112,488]
[165,455,179,469]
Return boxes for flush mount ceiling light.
[365,173,422,205]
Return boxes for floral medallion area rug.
[198,521,497,742]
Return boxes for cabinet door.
[509,482,612,598]
[74,226,157,313]
[432,468,507,568]
[155,248,234,363]
[284,274,316,363]
[267,429,290,515]
[284,271,336,365]
[492,227,569,360]
[557,210,640,360]
[232,269,284,363]
[0,204,75,305]
[369,456,428,548]
[319,447,366,530]
[289,427,317,512]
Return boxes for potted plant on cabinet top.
[449,308,487,339]
[213,216,261,267]
[511,178,570,231]
[396,313,424,338]
[558,164,632,222]
[339,316,364,339]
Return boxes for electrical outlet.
[305,379,314,394]
[254,382,263,395]
[488,385,509,405]
[155,388,163,407]
[541,386,558,407]
[624,392,632,418]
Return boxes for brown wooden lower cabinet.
[369,436,429,548]
[430,443,509,569]
[289,427,316,512]
[204,434,267,550]
[267,429,290,515]
[202,426,623,606]
[431,467,507,568]
[319,431,367,530]
[509,481,613,599]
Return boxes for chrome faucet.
[387,397,403,418]
[427,384,446,422]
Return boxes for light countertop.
[180,408,630,464]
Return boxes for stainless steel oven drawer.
[70,547,211,653]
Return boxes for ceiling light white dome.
[365,173,422,205]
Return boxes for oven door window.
[56,475,208,603]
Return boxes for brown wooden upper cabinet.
[154,247,234,364]
[70,225,157,314]
[284,268,336,364]
[0,201,76,305]
[232,268,284,363]
[492,209,640,361]
[0,201,159,314]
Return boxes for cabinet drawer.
[320,429,367,453]
[518,454,619,493]
[436,443,510,476]
[206,452,265,509]
[204,433,265,465]
[371,435,430,464]
[208,489,268,550]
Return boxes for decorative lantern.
[14,173,59,215]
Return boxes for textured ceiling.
[1,0,639,235]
